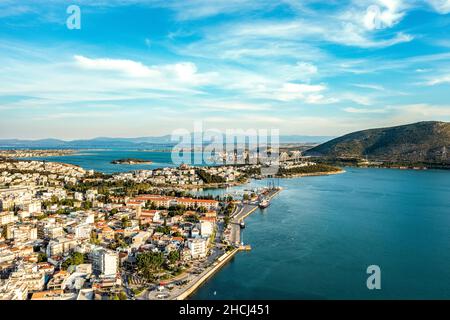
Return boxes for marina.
[229,186,283,246]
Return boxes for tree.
[155,225,171,235]
[82,201,93,210]
[136,252,165,281]
[118,291,127,300]
[72,252,84,265]
[224,216,230,228]
[146,201,157,210]
[197,206,207,213]
[168,250,180,264]
[38,253,48,263]
[61,252,84,270]
[184,214,199,223]
[122,216,131,228]
[0,227,6,239]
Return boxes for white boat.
[259,199,270,209]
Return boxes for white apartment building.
[199,221,214,237]
[23,201,42,214]
[187,238,207,259]
[6,225,38,242]
[46,237,78,257]
[0,278,28,300]
[0,212,15,226]
[86,189,98,202]
[73,224,92,239]
[92,248,118,276]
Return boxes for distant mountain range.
[305,121,450,163]
[0,134,333,148]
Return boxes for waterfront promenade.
[172,248,240,300]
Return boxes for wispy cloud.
[343,107,388,113]
[0,1,449,139]
[426,0,450,14]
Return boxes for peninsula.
[0,149,76,158]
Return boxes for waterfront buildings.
[0,157,291,300]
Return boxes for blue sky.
[1,0,450,139]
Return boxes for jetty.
[229,187,282,245]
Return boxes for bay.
[191,167,450,299]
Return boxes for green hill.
[305,121,450,163]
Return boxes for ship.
[239,221,245,229]
[258,199,270,209]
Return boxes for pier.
[229,187,282,245]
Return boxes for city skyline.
[1,0,450,139]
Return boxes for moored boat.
[259,199,270,209]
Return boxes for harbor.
[229,186,283,247]
[168,186,282,300]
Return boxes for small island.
[111,158,153,165]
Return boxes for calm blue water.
[22,150,177,174]
[191,168,450,299]
[23,149,216,174]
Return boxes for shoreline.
[165,170,346,190]
[172,188,283,300]
[276,169,346,179]
[173,248,240,300]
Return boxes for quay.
[173,248,240,300]
[230,187,282,245]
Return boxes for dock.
[229,187,282,245]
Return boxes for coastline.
[276,169,346,179]
[164,170,346,190]
[172,187,283,300]
[173,248,240,300]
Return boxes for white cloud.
[427,0,450,14]
[73,55,216,87]
[425,74,450,85]
[363,0,406,30]
[292,62,318,80]
[353,83,386,91]
[167,62,197,81]
[398,103,450,117]
[343,107,388,113]
[341,93,373,106]
[274,83,327,102]
[74,55,157,78]
[197,102,271,111]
